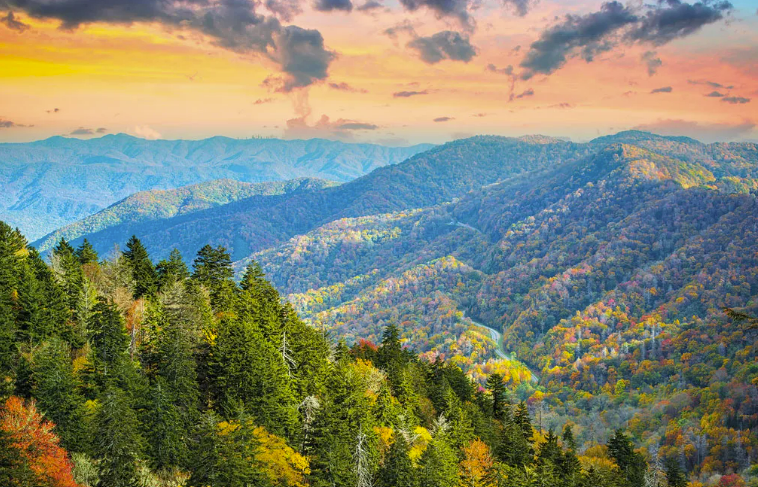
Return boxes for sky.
[0,0,756,145]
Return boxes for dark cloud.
[398,0,474,30]
[393,89,429,98]
[335,121,378,130]
[329,82,368,93]
[549,102,573,108]
[70,127,95,135]
[4,0,336,91]
[433,116,454,122]
[2,10,29,30]
[721,96,750,104]
[641,50,662,76]
[514,88,534,98]
[650,86,672,93]
[264,0,302,21]
[704,91,724,97]
[502,0,533,17]
[486,63,513,75]
[633,119,754,143]
[688,79,734,89]
[254,97,274,104]
[473,113,488,117]
[383,20,416,39]
[0,118,30,128]
[46,108,60,114]
[625,0,732,46]
[356,0,383,11]
[520,0,732,80]
[284,114,379,140]
[314,0,352,12]
[407,31,476,64]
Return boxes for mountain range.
[0,134,432,240]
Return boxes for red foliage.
[718,474,746,487]
[0,396,80,487]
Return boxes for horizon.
[1,0,756,145]
[1,128,753,148]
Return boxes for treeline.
[1,222,685,486]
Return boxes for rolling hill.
[0,134,432,240]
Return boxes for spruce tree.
[156,248,189,291]
[192,245,235,311]
[94,386,144,487]
[75,239,99,265]
[485,373,506,420]
[123,236,157,299]
[664,456,687,487]
[608,429,647,487]
[418,432,457,487]
[378,434,416,487]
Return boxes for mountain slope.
[0,134,432,239]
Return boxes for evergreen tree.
[513,402,533,442]
[123,236,157,299]
[664,456,687,487]
[485,373,507,420]
[378,434,415,487]
[608,429,647,487]
[418,432,458,487]
[52,238,85,313]
[155,248,189,290]
[75,239,99,266]
[192,245,235,311]
[94,387,144,487]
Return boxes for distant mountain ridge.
[0,134,433,239]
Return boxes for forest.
[0,222,727,487]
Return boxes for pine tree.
[485,373,506,420]
[52,238,84,314]
[93,387,144,487]
[608,429,647,487]
[513,402,533,442]
[418,432,458,487]
[123,236,157,299]
[156,248,189,291]
[664,456,687,487]
[378,433,415,487]
[75,239,99,266]
[192,245,235,311]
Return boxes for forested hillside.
[17,131,758,485]
[0,134,431,240]
[0,224,681,487]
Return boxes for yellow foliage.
[252,426,310,487]
[459,439,494,487]
[409,426,432,464]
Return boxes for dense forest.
[1,223,729,487]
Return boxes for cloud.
[4,0,336,91]
[393,89,429,98]
[549,102,573,109]
[721,96,750,104]
[132,125,162,140]
[329,82,368,93]
[433,116,453,122]
[650,86,672,93]
[473,113,488,117]
[356,0,383,11]
[641,50,662,76]
[46,108,60,114]
[314,0,352,12]
[2,10,29,31]
[502,0,534,17]
[383,20,416,39]
[704,91,724,97]
[688,79,734,89]
[633,119,755,143]
[254,98,274,104]
[514,88,534,98]
[397,0,474,30]
[407,31,476,64]
[264,0,302,21]
[284,114,379,140]
[486,63,513,75]
[520,0,732,80]
[0,118,30,128]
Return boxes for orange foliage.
[0,397,80,487]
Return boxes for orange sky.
[0,0,756,144]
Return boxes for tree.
[459,439,494,487]
[93,387,144,487]
[123,236,157,299]
[418,432,458,487]
[378,433,415,487]
[155,249,189,291]
[608,429,646,487]
[192,245,234,311]
[0,396,80,487]
[485,374,507,421]
[75,240,98,266]
[664,456,687,487]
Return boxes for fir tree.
[155,248,189,290]
[664,456,687,487]
[123,236,157,299]
[378,433,415,487]
[485,373,507,420]
[75,239,99,266]
[94,386,144,487]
